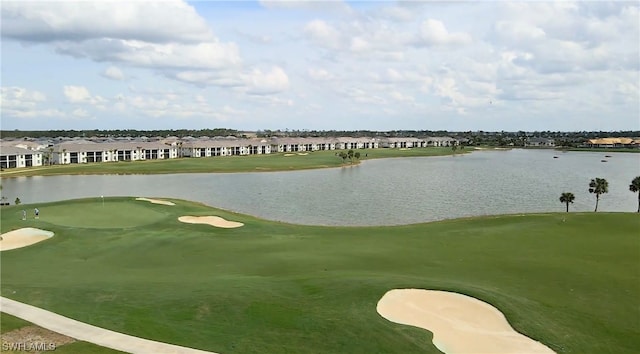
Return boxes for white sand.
[135,197,175,206]
[178,216,244,229]
[0,228,54,251]
[377,289,556,354]
[284,153,295,156]
[297,152,308,155]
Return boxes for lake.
[1,149,639,226]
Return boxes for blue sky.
[1,0,638,131]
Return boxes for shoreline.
[0,148,466,178]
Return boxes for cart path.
[0,296,218,354]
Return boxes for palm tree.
[588,178,609,212]
[629,176,640,213]
[338,151,347,164]
[559,192,575,212]
[347,149,354,163]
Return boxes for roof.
[0,146,43,156]
[53,142,177,152]
[588,137,639,145]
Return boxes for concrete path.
[1,296,218,354]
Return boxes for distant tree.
[588,178,609,212]
[14,197,21,205]
[354,152,361,160]
[347,149,354,163]
[338,151,348,163]
[452,145,458,154]
[559,192,575,212]
[630,176,640,213]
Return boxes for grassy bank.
[1,198,638,353]
[0,148,465,178]
[557,147,640,153]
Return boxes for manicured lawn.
[559,148,640,153]
[1,199,638,353]
[31,200,170,229]
[0,313,30,334]
[0,148,463,177]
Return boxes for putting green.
[35,201,169,229]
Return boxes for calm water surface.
[2,149,639,226]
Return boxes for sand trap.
[377,289,555,354]
[0,228,54,251]
[178,216,244,229]
[135,197,175,206]
[284,153,295,156]
[297,152,308,155]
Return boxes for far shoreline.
[0,147,470,178]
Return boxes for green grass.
[33,200,170,229]
[53,342,127,354]
[558,147,640,153]
[0,313,30,334]
[1,198,639,353]
[0,148,463,178]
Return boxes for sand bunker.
[135,197,175,206]
[297,152,308,155]
[0,228,54,251]
[284,153,295,156]
[178,216,244,229]
[377,289,555,354]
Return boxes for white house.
[52,142,178,164]
[0,146,43,169]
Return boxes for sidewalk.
[0,296,218,354]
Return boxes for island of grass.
[1,198,638,353]
[0,147,467,178]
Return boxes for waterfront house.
[525,137,556,147]
[0,146,43,169]
[585,137,640,149]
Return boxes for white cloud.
[1,0,213,43]
[259,0,352,14]
[0,86,63,119]
[390,91,415,103]
[63,86,107,106]
[2,1,243,89]
[304,20,342,50]
[244,67,290,95]
[102,66,125,81]
[308,68,334,81]
[418,19,472,46]
[57,40,242,71]
[72,108,91,118]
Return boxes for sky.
[1,0,639,132]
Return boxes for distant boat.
[553,156,559,159]
[601,159,608,162]
[605,155,612,158]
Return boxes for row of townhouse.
[381,137,458,148]
[1,136,460,168]
[0,147,44,169]
[52,142,180,164]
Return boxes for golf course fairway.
[1,197,638,353]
